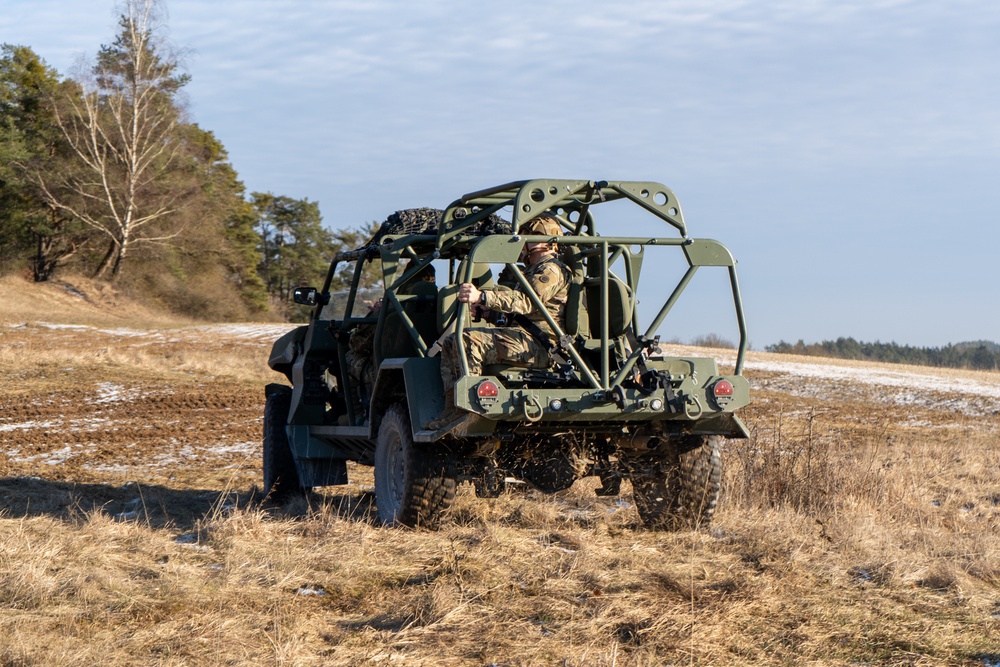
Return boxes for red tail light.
[713,380,734,397]
[477,380,499,398]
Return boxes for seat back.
[586,276,633,339]
[379,280,439,359]
[560,248,589,338]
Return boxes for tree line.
[765,337,1000,371]
[0,0,375,320]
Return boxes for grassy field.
[0,275,998,666]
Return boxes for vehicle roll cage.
[315,180,747,402]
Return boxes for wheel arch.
[368,356,445,438]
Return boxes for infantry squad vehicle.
[264,179,750,529]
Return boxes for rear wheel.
[263,384,305,501]
[374,403,457,528]
[631,435,722,531]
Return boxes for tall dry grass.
[1,303,999,664]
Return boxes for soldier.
[345,260,438,419]
[426,214,570,430]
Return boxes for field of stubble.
[0,279,998,666]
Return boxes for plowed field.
[0,321,298,523]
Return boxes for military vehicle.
[264,179,750,529]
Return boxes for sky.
[3,0,999,348]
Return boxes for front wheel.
[374,403,457,528]
[631,434,723,531]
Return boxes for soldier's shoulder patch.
[538,274,550,283]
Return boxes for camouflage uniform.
[345,301,381,395]
[439,255,571,388]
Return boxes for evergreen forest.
[765,338,1000,372]
[0,0,377,321]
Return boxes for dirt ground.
[0,319,294,524]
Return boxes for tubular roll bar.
[452,234,748,390]
[315,179,747,419]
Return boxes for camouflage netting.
[373,207,512,243]
[380,208,445,237]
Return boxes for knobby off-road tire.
[631,434,723,531]
[263,384,305,501]
[374,403,457,529]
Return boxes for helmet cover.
[518,214,562,237]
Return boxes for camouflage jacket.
[482,255,571,340]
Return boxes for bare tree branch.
[34,0,190,281]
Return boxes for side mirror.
[292,286,324,306]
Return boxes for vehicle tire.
[374,403,457,528]
[631,434,722,531]
[263,384,304,501]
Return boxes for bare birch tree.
[36,0,190,280]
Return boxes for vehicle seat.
[437,261,494,332]
[585,275,633,339]
[379,279,439,359]
[561,247,589,339]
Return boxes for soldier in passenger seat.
[425,214,570,430]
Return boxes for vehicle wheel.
[374,403,457,528]
[263,384,304,501]
[631,434,722,531]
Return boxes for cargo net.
[372,207,511,242]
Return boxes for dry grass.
[0,274,195,328]
[1,291,999,665]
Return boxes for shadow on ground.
[0,476,379,530]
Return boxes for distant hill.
[0,274,193,328]
[954,340,1000,354]
[765,336,1000,371]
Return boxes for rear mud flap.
[686,414,750,439]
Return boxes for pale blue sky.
[4,0,999,347]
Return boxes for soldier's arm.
[483,264,565,314]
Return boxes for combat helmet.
[518,214,562,237]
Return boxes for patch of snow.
[0,420,61,432]
[184,323,297,342]
[96,327,150,337]
[724,354,1000,399]
[91,382,142,404]
[42,446,77,465]
[36,322,90,330]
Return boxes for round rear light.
[549,398,563,411]
[650,398,664,411]
[713,380,734,397]
[476,380,499,398]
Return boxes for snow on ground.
[11,321,297,345]
[746,360,1000,416]
[742,357,1000,400]
[662,346,1000,417]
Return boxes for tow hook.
[682,393,703,419]
[611,385,628,409]
[521,394,544,422]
